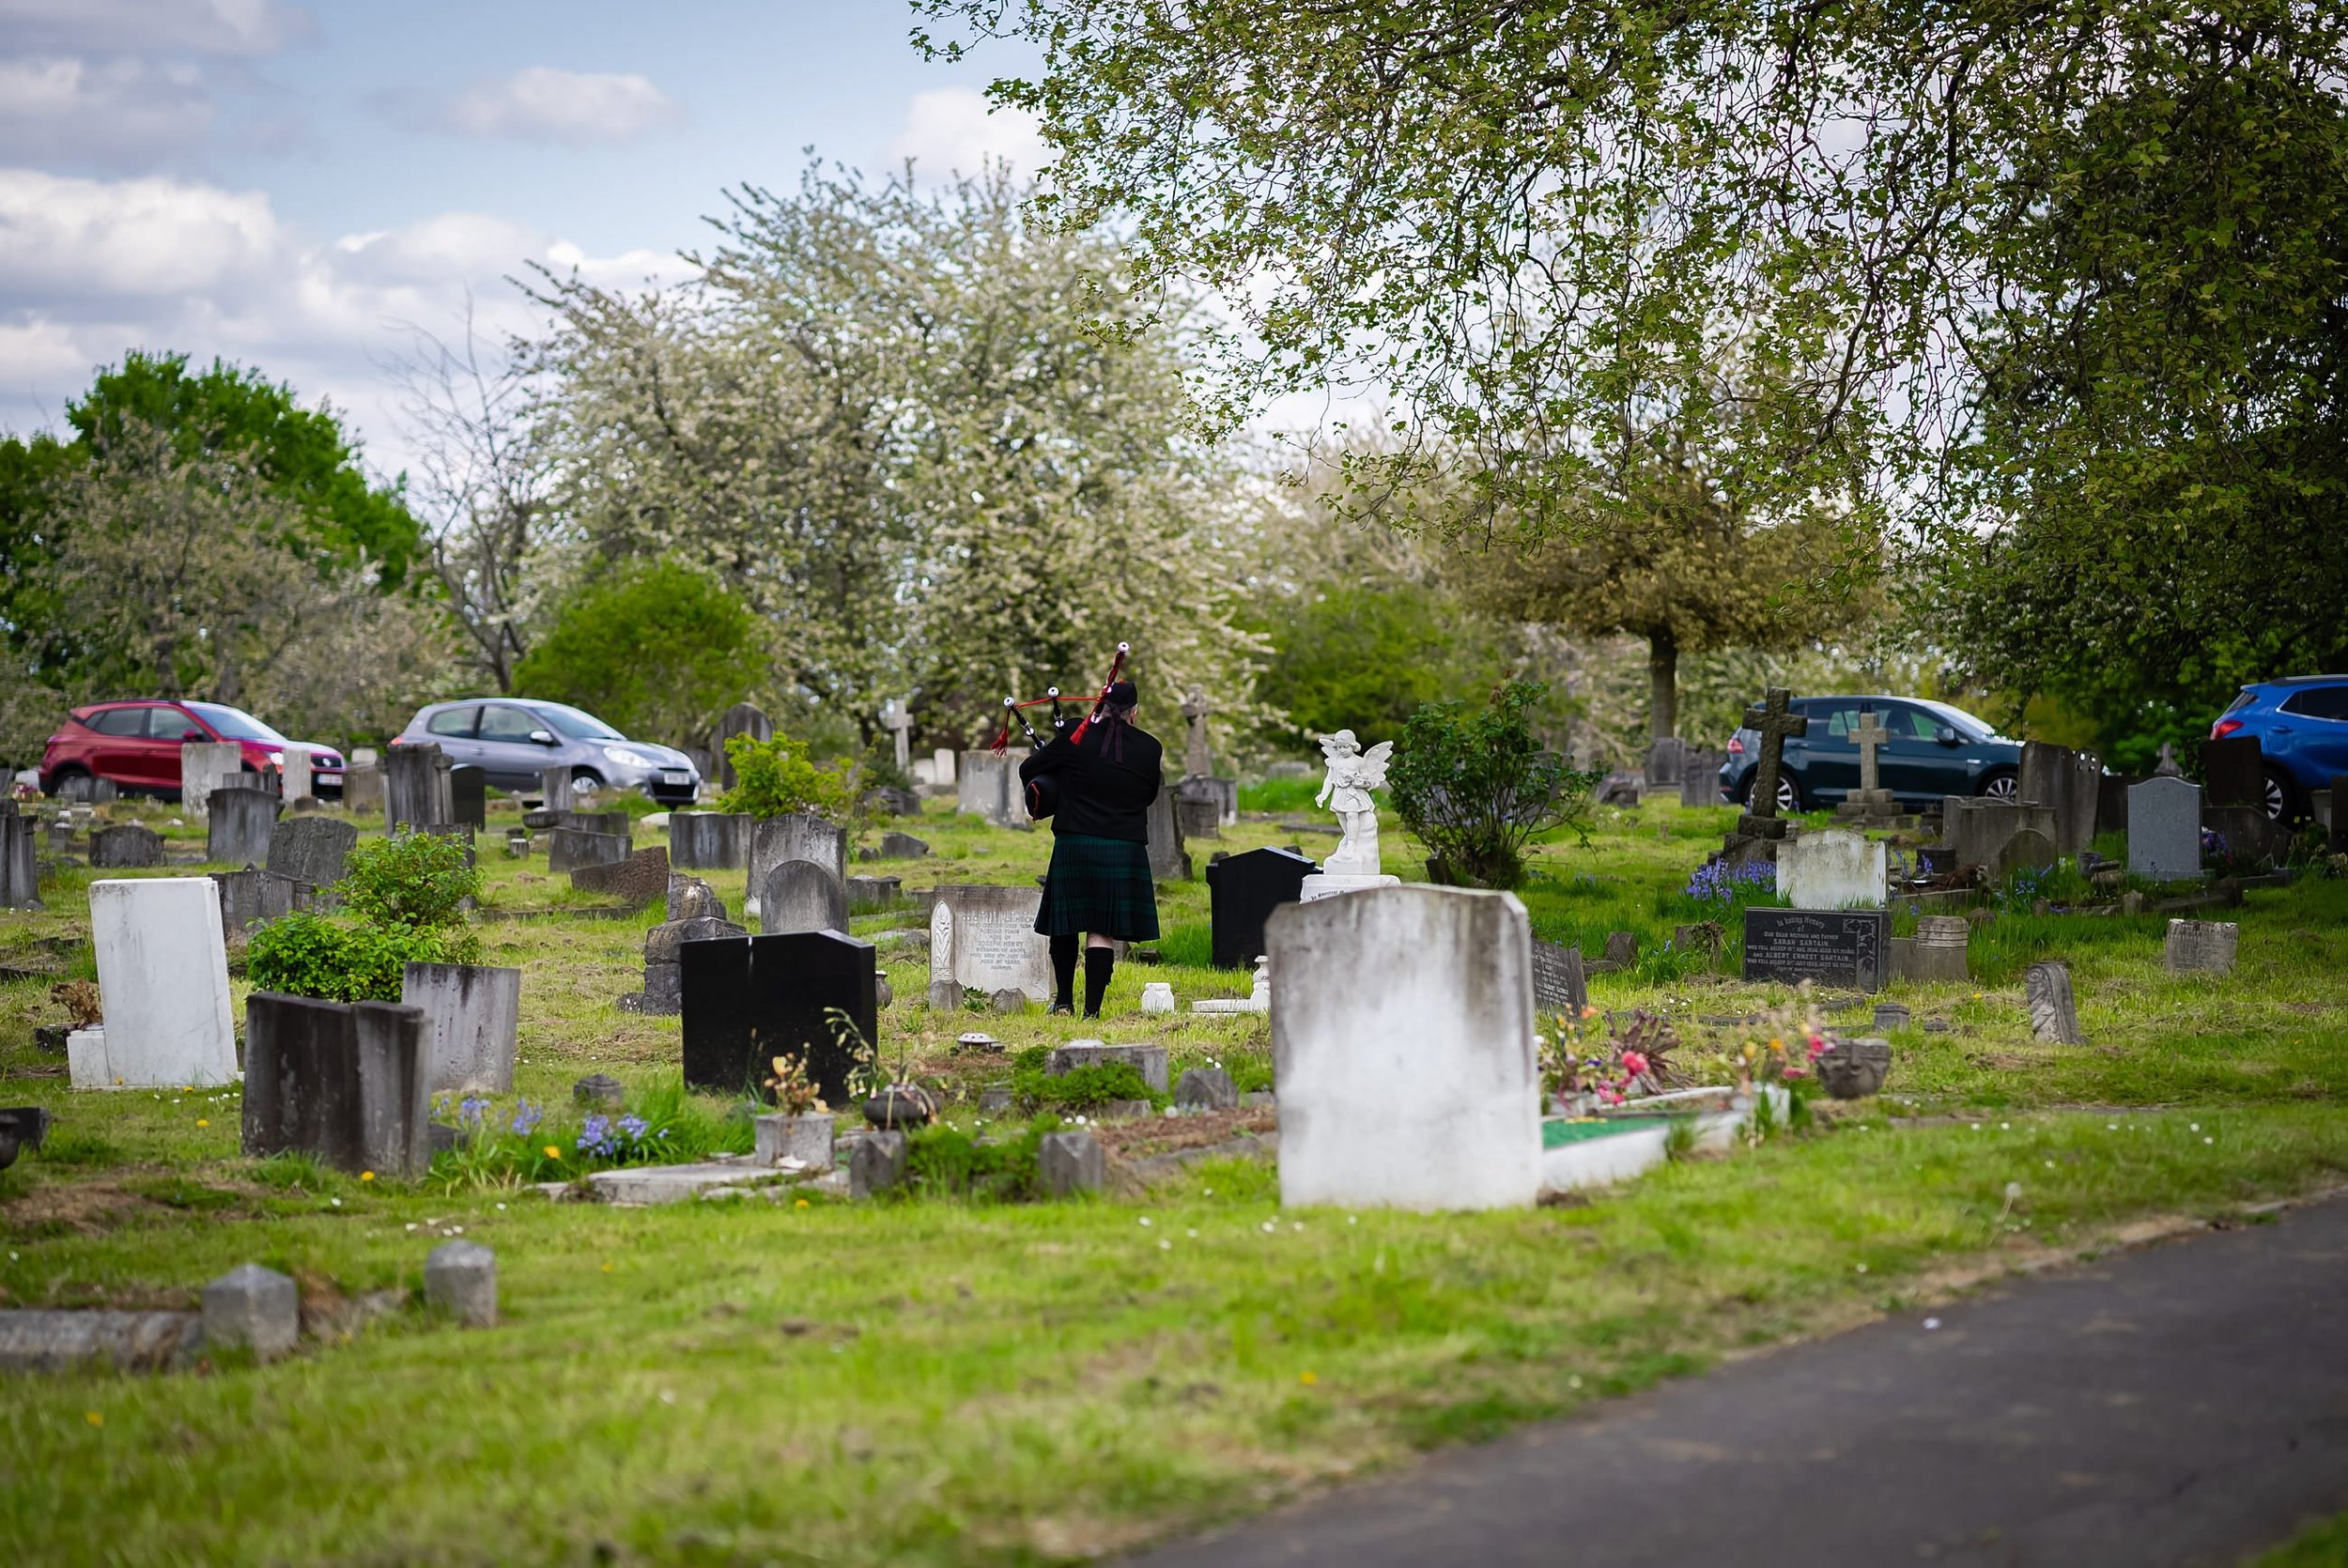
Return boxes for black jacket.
[1018,722,1163,842]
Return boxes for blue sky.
[0,0,1044,471]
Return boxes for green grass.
[2258,1513,2348,1566]
[0,790,2344,1564]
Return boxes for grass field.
[2,792,2344,1565]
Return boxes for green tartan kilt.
[1035,833,1161,941]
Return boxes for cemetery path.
[1130,1191,2348,1568]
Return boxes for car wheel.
[569,769,606,798]
[45,764,88,799]
[2262,767,2295,822]
[1978,770,2018,802]
[1775,774,1803,814]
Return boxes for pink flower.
[1621,1051,1648,1078]
[1782,1067,1809,1080]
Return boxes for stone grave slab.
[569,845,669,906]
[1145,789,1191,881]
[266,815,357,887]
[669,811,749,869]
[402,961,523,1094]
[1267,885,1540,1210]
[1530,937,1588,1017]
[1775,830,1887,909]
[211,867,310,932]
[449,764,487,829]
[1206,846,1317,970]
[1645,736,1689,787]
[83,877,238,1087]
[385,743,455,832]
[242,992,430,1176]
[207,784,279,867]
[1993,827,2059,878]
[2164,919,2237,975]
[846,874,900,915]
[548,827,629,874]
[927,884,1054,1004]
[88,822,162,869]
[556,809,630,838]
[2127,776,2202,882]
[1741,907,1891,992]
[2201,735,2263,809]
[1906,915,1970,982]
[540,767,575,812]
[178,741,244,817]
[2020,741,2101,853]
[0,1310,203,1374]
[760,858,850,935]
[877,832,931,859]
[681,930,877,1106]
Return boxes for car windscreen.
[183,701,288,744]
[531,702,626,742]
[1914,700,1996,741]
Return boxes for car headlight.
[265,749,285,764]
[604,746,653,768]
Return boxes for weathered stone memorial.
[1145,788,1191,882]
[927,884,1055,1004]
[540,767,575,812]
[1741,907,1891,992]
[749,812,848,909]
[681,929,877,1105]
[385,744,455,832]
[1678,750,1726,807]
[211,867,310,931]
[761,858,850,935]
[1530,937,1589,1017]
[242,992,430,1177]
[622,915,745,1015]
[669,811,749,870]
[1832,708,1901,825]
[1905,915,1970,983]
[957,749,1020,825]
[77,878,238,1088]
[449,764,487,829]
[1943,798,2060,875]
[2020,741,2101,854]
[1775,829,1887,909]
[1268,885,1540,1210]
[341,762,384,816]
[0,806,38,911]
[2127,776,2202,883]
[279,746,312,804]
[1206,846,1317,970]
[2026,960,2083,1044]
[846,874,900,915]
[547,826,628,874]
[266,815,357,887]
[206,784,279,867]
[178,740,244,817]
[402,961,522,1094]
[87,822,162,869]
[2164,918,2237,976]
[569,845,670,906]
[877,832,931,859]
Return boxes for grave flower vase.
[752,1112,836,1172]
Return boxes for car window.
[1808,702,1861,741]
[1884,705,1944,740]
[477,705,545,743]
[425,707,477,739]
[147,707,205,740]
[530,701,625,741]
[85,708,148,737]
[183,701,286,743]
[2280,686,2348,721]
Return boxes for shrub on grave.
[896,1119,1063,1202]
[1008,1046,1168,1114]
[1387,680,1599,889]
[245,914,476,1004]
[335,831,479,928]
[721,730,862,826]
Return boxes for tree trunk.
[1647,628,1677,743]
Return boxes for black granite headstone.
[681,930,877,1106]
[2200,735,2263,809]
[1741,908,1892,992]
[1206,846,1317,970]
[449,764,487,828]
[1530,937,1588,1017]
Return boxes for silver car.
[392,699,703,806]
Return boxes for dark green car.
[1716,696,2026,813]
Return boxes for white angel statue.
[1315,730,1395,878]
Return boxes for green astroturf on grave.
[1542,1115,1671,1147]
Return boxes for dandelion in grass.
[360,1171,375,1182]
[543,1145,562,1161]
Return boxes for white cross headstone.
[1853,707,1889,795]
[882,700,914,771]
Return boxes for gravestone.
[1679,750,1726,807]
[1529,937,1588,1018]
[928,884,1055,1004]
[2126,776,2202,882]
[2201,804,2285,869]
[556,809,630,838]
[760,859,850,935]
[666,875,726,922]
[266,816,357,887]
[1943,798,2059,874]
[1834,707,1901,823]
[2153,743,2184,776]
[402,961,523,1094]
[1268,885,1540,1210]
[669,812,749,870]
[1181,686,1217,779]
[178,741,244,817]
[625,915,746,1015]
[341,763,385,816]
[2201,735,2263,809]
[1173,781,1222,841]
[1740,688,1809,832]
[541,768,574,812]
[547,827,628,874]
[1644,736,1689,788]
[2025,961,2083,1043]
[279,746,312,804]
[206,784,279,867]
[882,699,914,771]
[87,823,162,869]
[211,867,309,932]
[425,1240,499,1329]
[2164,919,2237,976]
[0,807,38,910]
[2020,741,2102,854]
[569,845,670,906]
[1601,930,1639,968]
[1038,1129,1104,1196]
[958,750,1018,825]
[681,929,877,1106]
[846,874,900,915]
[242,992,430,1177]
[1993,826,2059,879]
[449,764,487,829]
[1145,788,1191,881]
[1176,1066,1239,1111]
[385,744,455,832]
[1907,915,1970,982]
[79,878,239,1087]
[2333,775,2348,855]
[1775,829,1887,909]
[749,813,848,906]
[1741,907,1891,992]
[1206,846,1317,969]
[878,832,931,859]
[710,702,774,792]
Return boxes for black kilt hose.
[1019,710,1166,943]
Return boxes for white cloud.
[0,0,310,55]
[889,85,1049,180]
[0,167,696,475]
[434,67,683,146]
[0,54,219,169]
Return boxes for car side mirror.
[529,730,558,746]
[1935,725,1960,746]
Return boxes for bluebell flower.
[510,1100,544,1137]
[457,1096,487,1129]
[577,1114,618,1160]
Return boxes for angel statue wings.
[1315,730,1395,877]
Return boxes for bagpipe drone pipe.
[991,642,1129,822]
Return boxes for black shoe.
[1049,1003,1074,1016]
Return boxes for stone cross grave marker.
[81,878,239,1087]
[1741,688,1808,821]
[882,700,914,772]
[1854,707,1888,793]
[1181,686,1213,778]
[1267,885,1541,1210]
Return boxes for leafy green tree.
[1387,680,1597,889]
[1257,580,1508,745]
[512,562,765,746]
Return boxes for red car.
[39,700,346,802]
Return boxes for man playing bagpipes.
[998,646,1162,1018]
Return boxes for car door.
[143,703,212,790]
[80,707,152,787]
[474,703,555,789]
[1877,703,1957,804]
[1797,700,1861,800]
[2278,685,2348,782]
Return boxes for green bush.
[900,1118,1062,1202]
[721,731,861,825]
[246,914,476,1003]
[1010,1055,1166,1113]
[511,561,765,746]
[1387,680,1599,888]
[335,831,478,929]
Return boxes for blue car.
[1717,696,2025,813]
[2212,675,2348,821]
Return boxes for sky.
[0,0,1049,476]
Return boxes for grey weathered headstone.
[1145,787,1191,881]
[1601,930,1639,968]
[877,832,931,859]
[2127,776,2202,883]
[1873,1002,1910,1032]
[0,1309,203,1373]
[547,827,628,874]
[179,741,245,818]
[211,867,309,932]
[573,1073,625,1108]
[385,744,455,832]
[2164,919,2237,976]
[711,702,773,792]
[402,961,522,1094]
[1174,1066,1239,1111]
[1944,798,2061,875]
[265,815,357,886]
[88,822,163,869]
[206,784,279,867]
[666,875,725,922]
[569,845,671,906]
[1908,915,1970,982]
[627,915,746,1016]
[1679,750,1726,807]
[958,749,1018,825]
[1038,1129,1104,1196]
[424,1240,499,1328]
[2021,741,2102,854]
[928,977,966,1011]
[1047,1041,1169,1094]
[201,1263,300,1361]
[848,1130,906,1198]
[541,767,575,813]
[754,1112,836,1171]
[845,874,900,915]
[0,807,39,911]
[241,993,430,1177]
[1644,736,1689,788]
[1173,784,1222,842]
[341,762,385,816]
[928,884,1057,1004]
[990,987,1027,1014]
[2025,961,2084,1043]
[1529,938,1588,1016]
[1775,829,1888,908]
[761,859,850,935]
[668,812,749,870]
[2200,735,2263,809]
[1993,826,2059,879]
[749,812,848,906]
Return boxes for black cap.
[1104,681,1139,710]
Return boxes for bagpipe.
[991,642,1128,821]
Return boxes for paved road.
[1132,1195,2348,1568]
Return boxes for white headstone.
[958,750,1018,825]
[2127,776,2202,882]
[927,884,1055,1003]
[279,746,313,803]
[933,748,957,786]
[178,741,244,819]
[1774,830,1888,909]
[1266,885,1540,1210]
[83,878,238,1087]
